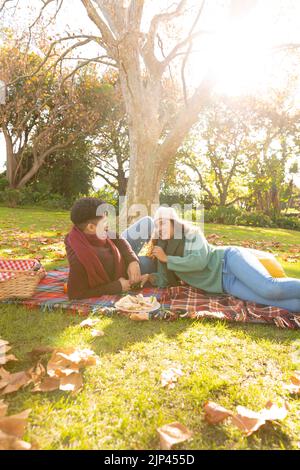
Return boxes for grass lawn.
[0,206,300,450]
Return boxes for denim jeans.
[222,246,300,313]
[121,216,157,274]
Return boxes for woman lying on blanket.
[144,206,300,314]
[65,197,157,299]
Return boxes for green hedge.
[202,206,300,231]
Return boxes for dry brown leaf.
[203,401,233,424]
[0,400,8,417]
[231,407,265,436]
[47,347,99,392]
[284,383,300,394]
[260,401,288,421]
[59,372,83,394]
[0,369,32,395]
[0,352,18,365]
[28,363,46,385]
[91,329,105,338]
[79,319,99,328]
[290,372,300,386]
[157,422,193,450]
[231,402,288,436]
[0,409,31,438]
[283,373,300,395]
[161,368,184,389]
[32,376,60,393]
[0,367,10,381]
[55,348,99,368]
[0,430,31,450]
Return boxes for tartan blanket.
[1,268,299,329]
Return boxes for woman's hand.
[152,246,168,263]
[127,261,141,284]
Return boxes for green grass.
[0,206,300,450]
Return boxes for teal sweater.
[152,232,227,294]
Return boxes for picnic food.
[144,240,157,259]
[115,294,160,312]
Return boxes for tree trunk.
[3,128,16,188]
[120,148,163,224]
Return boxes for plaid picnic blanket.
[1,267,299,329]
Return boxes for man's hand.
[118,277,131,292]
[139,274,151,287]
[141,273,157,286]
[127,261,141,284]
[152,246,168,263]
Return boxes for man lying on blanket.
[64,198,152,300]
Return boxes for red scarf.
[67,226,125,288]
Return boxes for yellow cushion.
[258,257,287,278]
[247,248,287,277]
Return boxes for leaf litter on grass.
[203,400,289,436]
[0,401,32,450]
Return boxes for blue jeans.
[121,216,157,274]
[222,246,300,313]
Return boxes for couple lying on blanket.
[64,197,300,313]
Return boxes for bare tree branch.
[0,0,14,14]
[60,55,117,86]
[81,0,117,56]
[128,0,144,29]
[141,0,188,75]
[181,0,206,105]
[6,34,104,87]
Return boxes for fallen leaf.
[157,422,193,450]
[290,372,300,386]
[0,369,32,395]
[28,363,46,385]
[0,430,31,450]
[46,346,99,400]
[284,372,300,394]
[55,348,99,368]
[161,368,184,389]
[0,409,31,438]
[79,319,99,329]
[0,400,8,417]
[203,401,233,424]
[91,329,105,338]
[0,351,18,365]
[59,372,83,394]
[231,406,265,436]
[260,401,288,421]
[32,376,60,393]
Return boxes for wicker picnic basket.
[0,259,46,301]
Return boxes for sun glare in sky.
[188,2,299,98]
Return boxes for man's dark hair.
[70,197,107,231]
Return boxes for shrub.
[274,216,300,231]
[235,212,275,228]
[1,188,23,208]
